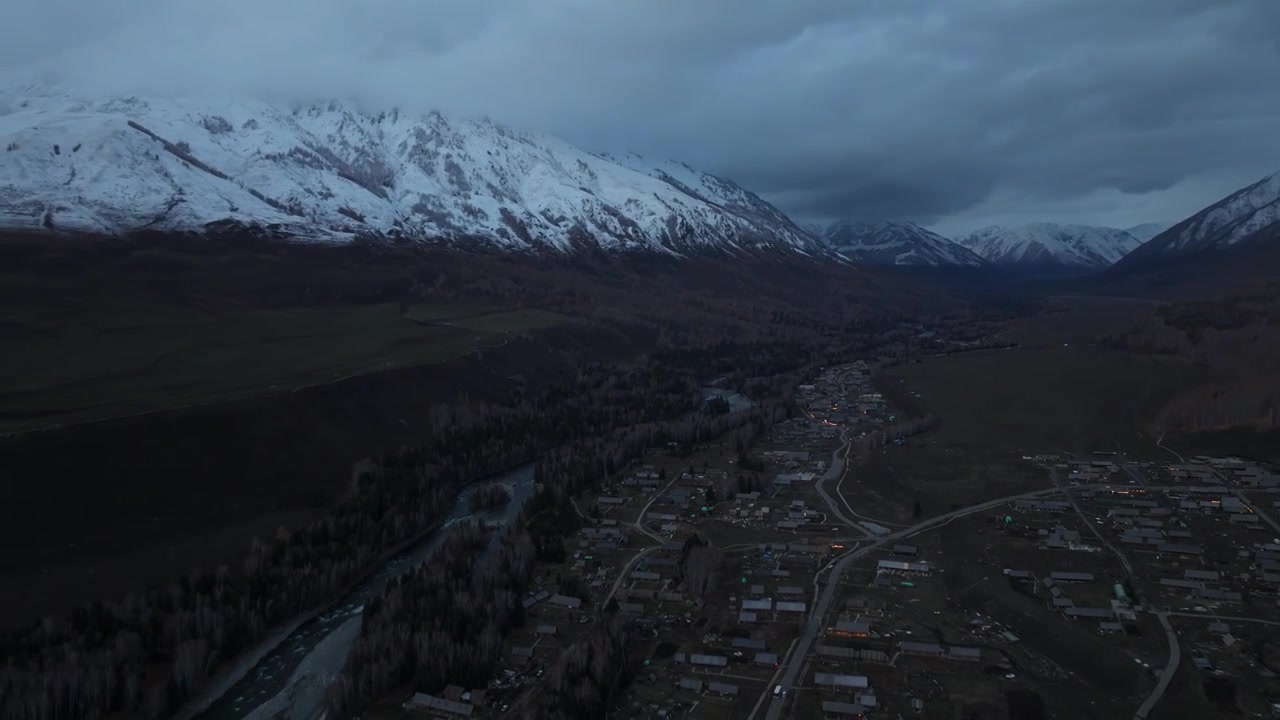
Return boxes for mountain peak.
[0,89,824,256]
[957,222,1143,269]
[1109,170,1280,275]
[813,219,986,267]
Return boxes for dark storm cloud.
[3,0,1278,232]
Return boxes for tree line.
[469,483,513,513]
[322,519,536,715]
[325,350,806,718]
[535,614,636,718]
[1097,284,1280,434]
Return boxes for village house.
[403,693,473,717]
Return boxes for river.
[184,463,537,720]
[700,386,753,413]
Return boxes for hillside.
[957,223,1144,269]
[1098,283,1280,443]
[1092,173,1280,435]
[0,88,824,256]
[812,220,987,267]
[1108,171,1280,277]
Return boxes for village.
[396,363,1280,720]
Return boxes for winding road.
[1135,611,1179,720]
[812,429,874,533]
[1139,436,1280,716]
[1046,464,1177,720]
[807,371,908,532]
[598,472,684,608]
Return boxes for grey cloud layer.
[4,0,1278,231]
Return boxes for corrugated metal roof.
[900,641,942,654]
[814,673,869,688]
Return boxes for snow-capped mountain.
[0,87,822,255]
[811,220,987,267]
[957,223,1143,269]
[1124,222,1172,243]
[1111,171,1280,272]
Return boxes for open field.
[1004,294,1280,463]
[1010,295,1161,347]
[845,441,1051,525]
[1148,652,1223,720]
[1,301,567,432]
[1165,427,1280,465]
[883,345,1207,458]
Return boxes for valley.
[0,68,1278,720]
[2,232,1275,720]
[0,200,1277,720]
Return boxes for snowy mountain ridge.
[0,87,824,256]
[1109,170,1280,274]
[957,222,1144,269]
[1129,172,1279,254]
[811,220,987,267]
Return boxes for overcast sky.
[3,0,1278,236]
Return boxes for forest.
[323,338,804,716]
[0,326,834,720]
[1097,282,1280,433]
[468,483,513,514]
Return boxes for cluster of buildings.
[805,605,994,717]
[1000,566,1135,628]
[796,361,888,433]
[1166,486,1267,528]
[1067,458,1120,482]
[1066,463,1280,617]
[1171,457,1280,489]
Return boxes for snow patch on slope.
[1150,172,1280,253]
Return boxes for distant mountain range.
[0,87,825,256]
[808,220,986,267]
[806,220,1169,271]
[3,86,1272,280]
[955,223,1144,270]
